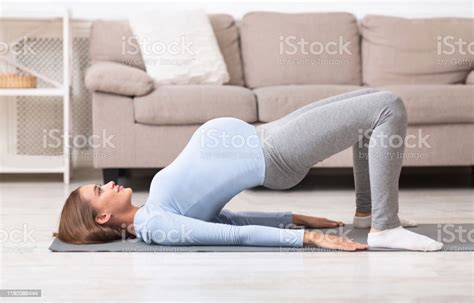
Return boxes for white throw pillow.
[129,9,229,85]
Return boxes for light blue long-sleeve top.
[133,117,305,247]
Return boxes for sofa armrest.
[85,61,154,96]
[466,70,474,85]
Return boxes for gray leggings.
[255,88,408,230]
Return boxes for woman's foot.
[353,214,417,229]
[367,226,444,251]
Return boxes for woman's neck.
[115,205,140,235]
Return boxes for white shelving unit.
[0,10,71,184]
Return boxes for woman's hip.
[256,125,310,190]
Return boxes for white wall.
[2,0,473,20]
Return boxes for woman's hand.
[303,230,368,251]
[292,214,344,228]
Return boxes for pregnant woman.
[55,88,443,251]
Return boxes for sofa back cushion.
[89,14,244,86]
[240,12,361,88]
[361,15,474,85]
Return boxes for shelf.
[0,9,71,183]
[0,88,64,96]
[0,154,65,173]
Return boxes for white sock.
[367,226,444,251]
[353,215,418,228]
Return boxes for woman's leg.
[262,88,416,228]
[260,88,415,227]
[256,90,443,251]
[258,88,378,214]
[256,90,406,229]
[260,88,380,129]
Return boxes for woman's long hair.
[52,187,136,244]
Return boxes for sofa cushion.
[134,85,257,125]
[255,85,473,125]
[209,14,245,86]
[255,85,365,122]
[89,20,146,70]
[89,14,244,86]
[378,85,474,124]
[240,12,361,88]
[361,15,474,86]
[85,62,154,96]
[466,70,474,84]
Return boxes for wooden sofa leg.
[471,166,474,187]
[103,168,121,184]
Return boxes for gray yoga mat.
[49,224,474,252]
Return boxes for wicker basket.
[0,73,37,88]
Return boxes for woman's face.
[79,181,133,225]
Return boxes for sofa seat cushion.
[255,85,473,125]
[255,85,364,122]
[134,85,257,125]
[378,85,474,124]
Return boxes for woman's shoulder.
[134,203,179,230]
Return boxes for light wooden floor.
[0,168,473,302]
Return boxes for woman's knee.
[378,91,408,123]
[361,87,381,94]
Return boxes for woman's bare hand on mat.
[303,230,368,251]
[292,214,344,228]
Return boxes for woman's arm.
[139,212,366,250]
[142,211,304,247]
[211,209,293,227]
[212,210,344,228]
[292,214,345,228]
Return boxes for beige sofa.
[85,12,474,183]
